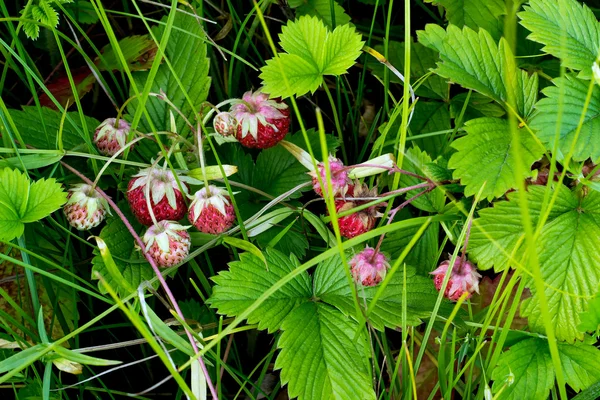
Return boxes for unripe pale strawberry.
[309,156,350,198]
[431,256,482,301]
[334,183,383,238]
[127,167,192,226]
[188,185,235,234]
[213,112,237,137]
[142,221,191,267]
[93,118,132,156]
[229,89,290,149]
[63,184,111,230]
[349,246,390,286]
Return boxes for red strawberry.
[63,184,111,230]
[349,246,390,287]
[93,118,132,156]
[431,256,482,301]
[309,156,350,198]
[142,220,191,267]
[188,185,235,234]
[334,183,382,238]
[229,89,290,149]
[127,167,191,226]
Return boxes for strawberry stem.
[60,160,219,400]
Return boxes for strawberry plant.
[2,0,600,399]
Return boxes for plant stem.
[17,234,40,320]
[60,160,219,400]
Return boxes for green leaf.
[222,237,267,268]
[449,92,506,122]
[380,222,440,274]
[254,218,309,260]
[491,338,554,400]
[578,295,600,333]
[427,0,506,40]
[313,254,443,330]
[448,117,545,200]
[92,236,136,295]
[63,1,98,24]
[492,338,600,399]
[518,0,600,79]
[128,12,210,135]
[208,248,312,333]
[260,15,364,99]
[400,146,445,212]
[275,302,376,400]
[469,186,600,341]
[38,1,59,27]
[418,24,538,118]
[369,40,449,100]
[91,203,154,297]
[288,0,351,28]
[97,35,158,72]
[5,106,99,150]
[529,75,600,162]
[0,168,66,241]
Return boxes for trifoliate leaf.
[518,0,600,80]
[5,106,100,150]
[530,75,600,162]
[275,302,376,400]
[369,40,449,100]
[448,117,545,200]
[91,203,154,297]
[418,24,538,118]
[0,168,66,241]
[492,338,600,399]
[260,15,364,99]
[400,146,445,212]
[427,0,506,40]
[491,338,554,400]
[208,248,312,333]
[128,12,210,135]
[313,254,443,330]
[288,0,351,28]
[469,186,600,341]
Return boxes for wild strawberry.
[142,221,191,267]
[188,185,235,234]
[229,89,290,149]
[431,256,482,301]
[334,183,383,238]
[93,118,132,156]
[213,112,237,137]
[309,156,350,198]
[63,184,110,230]
[349,246,390,286]
[127,167,191,226]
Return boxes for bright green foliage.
[578,295,600,333]
[469,185,600,341]
[491,338,555,400]
[518,0,600,79]
[276,302,375,400]
[369,40,449,100]
[426,0,506,40]
[418,25,538,118]
[530,75,600,162]
[0,168,66,241]
[492,338,600,399]
[6,106,99,150]
[408,102,450,158]
[260,15,364,99]
[91,204,154,297]
[380,222,440,274]
[21,0,71,40]
[313,254,444,330]
[287,0,351,28]
[128,13,210,135]
[208,249,312,333]
[448,118,544,200]
[400,146,445,212]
